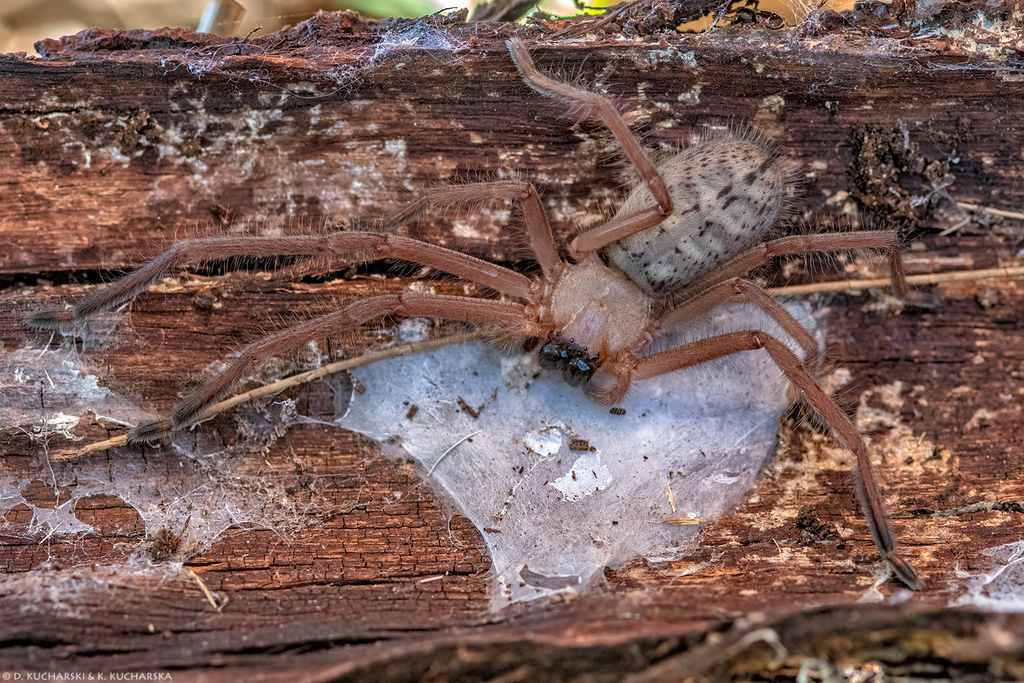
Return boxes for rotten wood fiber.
[3,10,1024,680]
[2,12,1024,274]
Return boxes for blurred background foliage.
[1,0,851,56]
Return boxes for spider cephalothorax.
[26,38,920,590]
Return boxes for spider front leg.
[632,329,923,590]
[507,38,672,258]
[128,294,534,444]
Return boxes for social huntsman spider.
[25,38,921,590]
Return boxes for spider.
[25,38,921,590]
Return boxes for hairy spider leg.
[633,330,924,591]
[672,230,908,306]
[593,229,910,401]
[649,229,909,370]
[24,232,534,331]
[127,293,534,444]
[572,210,672,260]
[584,277,820,406]
[662,278,821,369]
[384,179,563,281]
[506,38,673,260]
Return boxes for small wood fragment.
[186,569,226,612]
[665,518,706,526]
[457,396,481,419]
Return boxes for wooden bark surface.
[3,10,1024,680]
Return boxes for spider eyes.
[538,333,601,387]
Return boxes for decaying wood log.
[2,7,1024,679]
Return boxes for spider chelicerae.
[26,38,921,590]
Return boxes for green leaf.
[331,0,443,19]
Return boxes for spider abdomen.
[606,134,795,295]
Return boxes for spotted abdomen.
[606,132,794,295]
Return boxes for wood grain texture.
[2,9,1024,680]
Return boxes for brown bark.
[2,9,1024,680]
